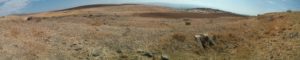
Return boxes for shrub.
[185,22,191,26]
[172,33,186,42]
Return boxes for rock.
[195,35,204,49]
[143,52,154,58]
[194,33,217,49]
[23,16,33,21]
[137,49,145,53]
[161,54,169,60]
[287,32,299,39]
[208,35,217,45]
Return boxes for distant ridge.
[184,8,249,16]
[58,4,140,11]
[185,8,230,13]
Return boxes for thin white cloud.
[0,0,32,16]
[266,0,276,4]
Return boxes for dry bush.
[184,22,191,26]
[287,10,292,13]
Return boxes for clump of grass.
[90,21,102,26]
[172,33,186,42]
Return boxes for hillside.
[0,4,299,60]
[185,8,230,13]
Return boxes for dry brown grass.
[137,12,246,19]
[0,4,299,60]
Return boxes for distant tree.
[287,10,292,13]
[257,14,261,16]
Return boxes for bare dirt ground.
[0,4,299,60]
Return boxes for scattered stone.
[161,54,169,60]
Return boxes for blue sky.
[0,0,299,16]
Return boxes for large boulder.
[194,33,216,49]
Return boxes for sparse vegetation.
[0,4,299,60]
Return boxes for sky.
[0,0,299,16]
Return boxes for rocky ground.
[0,4,299,60]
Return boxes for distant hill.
[58,4,140,11]
[183,8,248,16]
[141,2,201,9]
[185,8,229,13]
[56,4,247,17]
